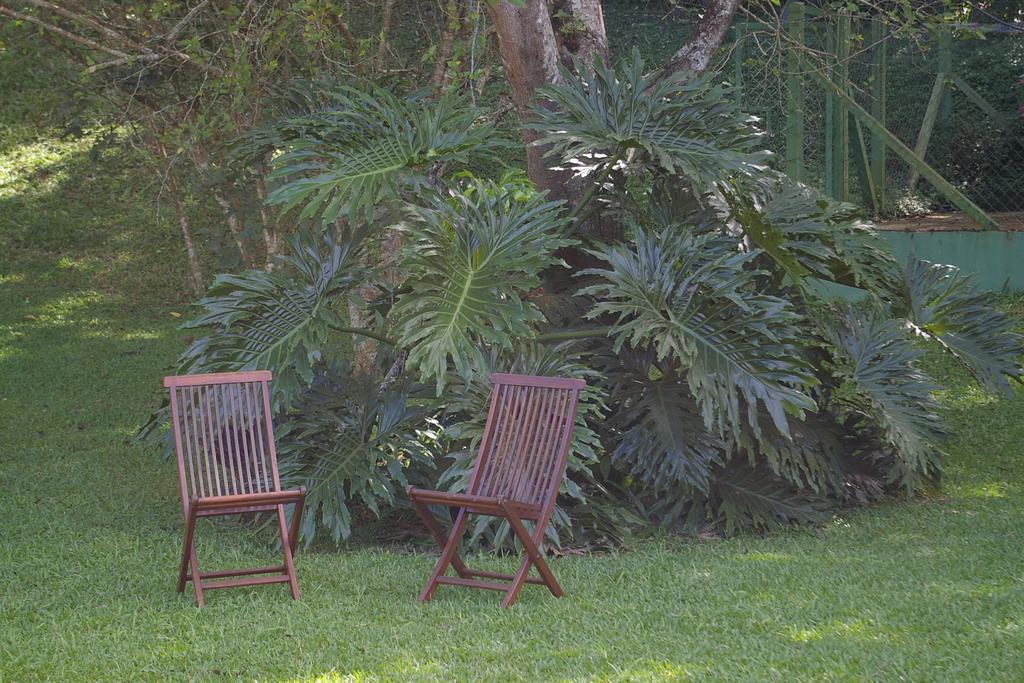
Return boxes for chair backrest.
[467,373,585,508]
[164,371,281,512]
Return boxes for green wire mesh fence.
[720,7,1024,224]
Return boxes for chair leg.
[179,506,206,607]
[277,504,300,600]
[178,506,198,593]
[500,502,564,601]
[189,545,206,607]
[409,493,471,578]
[501,554,534,608]
[288,495,304,557]
[418,508,469,603]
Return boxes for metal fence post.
[785,1,805,181]
[870,18,887,212]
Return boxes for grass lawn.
[3,36,1024,683]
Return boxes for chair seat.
[407,487,542,519]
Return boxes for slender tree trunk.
[374,0,397,71]
[432,0,464,87]
[346,206,406,378]
[168,177,204,296]
[190,140,251,266]
[348,270,380,377]
[254,159,280,271]
[212,190,250,264]
[191,146,251,264]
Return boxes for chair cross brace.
[177,491,305,607]
[409,488,563,608]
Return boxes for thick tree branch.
[23,0,139,49]
[661,0,741,77]
[3,0,222,76]
[551,0,608,64]
[164,0,210,45]
[84,53,162,74]
[0,4,131,58]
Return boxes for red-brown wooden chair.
[164,371,306,607]
[408,373,585,608]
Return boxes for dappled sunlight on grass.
[0,137,87,190]
[953,481,1013,499]
[786,619,880,645]
[25,290,106,324]
[935,384,998,409]
[737,551,793,563]
[81,326,163,342]
[281,674,377,683]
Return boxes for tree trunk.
[487,0,566,198]
[374,0,397,72]
[661,0,741,77]
[348,219,405,378]
[488,0,614,273]
[254,159,280,271]
[431,0,464,88]
[190,146,251,264]
[489,0,739,200]
[167,177,204,296]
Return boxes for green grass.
[3,31,1024,683]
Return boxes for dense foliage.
[144,51,1023,547]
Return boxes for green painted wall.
[881,230,1024,293]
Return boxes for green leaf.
[393,181,574,391]
[529,48,769,194]
[734,179,901,293]
[277,368,430,545]
[260,84,506,225]
[601,347,725,495]
[818,303,947,493]
[582,226,818,443]
[713,462,833,535]
[899,258,1024,396]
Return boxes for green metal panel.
[882,231,1024,293]
[785,2,805,180]
[813,231,1024,299]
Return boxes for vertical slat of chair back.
[165,371,281,513]
[468,374,585,507]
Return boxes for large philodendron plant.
[144,53,1023,546]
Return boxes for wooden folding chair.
[164,371,306,607]
[408,373,585,608]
